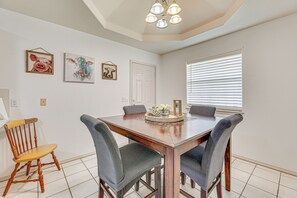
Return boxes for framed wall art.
[102,62,117,80]
[26,49,54,75]
[64,53,95,83]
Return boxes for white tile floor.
[1,155,297,198]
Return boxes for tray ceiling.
[0,0,297,54]
[83,0,245,41]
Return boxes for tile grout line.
[37,180,39,198]
[85,191,99,198]
[234,159,284,187]
[80,159,102,198]
[43,172,74,198]
[239,163,256,197]
[244,166,279,197]
[62,163,74,198]
[251,173,280,185]
[63,162,90,178]
[81,159,99,185]
[278,183,297,192]
[62,161,83,169]
[247,183,278,197]
[276,172,281,198]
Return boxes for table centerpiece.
[145,103,184,123]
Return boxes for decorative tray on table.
[145,113,184,123]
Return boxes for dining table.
[98,113,232,198]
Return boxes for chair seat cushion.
[181,143,207,189]
[115,143,161,191]
[183,142,206,164]
[15,144,57,162]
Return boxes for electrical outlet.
[40,98,47,106]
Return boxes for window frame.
[186,51,243,113]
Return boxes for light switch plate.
[121,97,128,102]
[11,99,18,107]
[40,98,47,106]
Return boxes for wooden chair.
[3,118,61,197]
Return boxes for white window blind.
[187,53,242,110]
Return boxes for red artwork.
[26,50,54,75]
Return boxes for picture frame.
[102,63,117,80]
[64,53,95,83]
[26,50,54,75]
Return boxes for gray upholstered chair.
[123,105,153,187]
[80,114,161,198]
[123,105,147,115]
[123,105,147,145]
[180,114,243,198]
[182,105,217,187]
[189,105,216,117]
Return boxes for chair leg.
[146,170,152,186]
[162,162,165,198]
[191,179,196,188]
[135,181,140,191]
[26,161,32,176]
[99,182,104,198]
[181,172,186,185]
[37,159,45,193]
[216,179,222,198]
[201,189,207,198]
[154,166,161,198]
[51,151,61,171]
[3,163,20,196]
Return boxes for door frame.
[129,60,157,106]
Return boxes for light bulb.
[167,2,181,15]
[150,2,164,15]
[169,15,182,24]
[156,18,168,29]
[145,13,158,23]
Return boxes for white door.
[130,61,156,108]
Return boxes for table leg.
[224,138,231,191]
[164,147,180,198]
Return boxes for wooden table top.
[99,113,223,148]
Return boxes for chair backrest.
[80,114,124,186]
[189,105,216,117]
[4,118,39,159]
[201,114,243,189]
[123,105,147,115]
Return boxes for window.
[187,53,242,110]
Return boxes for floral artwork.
[102,63,117,80]
[64,53,95,83]
[26,50,54,75]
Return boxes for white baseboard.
[233,154,297,177]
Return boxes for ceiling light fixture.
[145,0,182,29]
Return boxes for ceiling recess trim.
[83,0,246,42]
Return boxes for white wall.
[159,13,297,173]
[0,9,160,178]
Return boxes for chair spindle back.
[4,118,39,159]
